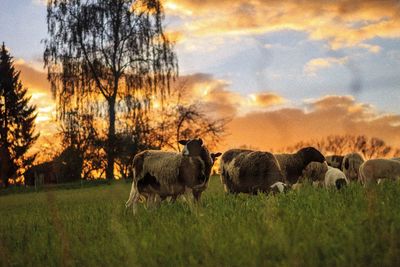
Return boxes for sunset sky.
[1,0,400,153]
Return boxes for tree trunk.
[106,97,116,180]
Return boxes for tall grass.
[1,177,400,267]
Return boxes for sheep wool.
[325,166,348,189]
[220,149,284,194]
[275,147,325,184]
[298,161,328,183]
[138,151,183,185]
[359,159,400,185]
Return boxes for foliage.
[0,43,38,186]
[60,111,105,179]
[2,178,400,266]
[44,0,178,179]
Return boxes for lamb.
[298,161,348,189]
[324,166,349,189]
[326,155,344,169]
[298,161,328,184]
[125,138,212,213]
[341,152,364,181]
[270,181,289,193]
[274,147,326,184]
[219,149,284,194]
[358,159,400,186]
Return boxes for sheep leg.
[126,180,139,214]
[192,190,202,202]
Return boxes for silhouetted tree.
[286,134,395,159]
[44,0,178,180]
[150,79,228,151]
[0,43,38,187]
[60,111,105,179]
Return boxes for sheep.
[190,148,221,201]
[326,155,344,169]
[166,147,221,202]
[274,147,326,184]
[298,161,348,189]
[341,153,364,181]
[219,149,284,194]
[125,138,211,213]
[324,166,349,189]
[358,159,400,186]
[270,181,289,194]
[298,161,328,184]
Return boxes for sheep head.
[297,147,325,165]
[179,138,203,157]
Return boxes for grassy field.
[1,177,400,267]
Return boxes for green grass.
[1,177,400,267]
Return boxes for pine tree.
[0,43,38,187]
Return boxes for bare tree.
[286,134,396,159]
[44,0,178,179]
[153,79,229,151]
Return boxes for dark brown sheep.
[274,147,326,184]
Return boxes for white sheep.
[298,162,348,189]
[358,159,400,186]
[324,166,349,189]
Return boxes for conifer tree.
[0,43,38,186]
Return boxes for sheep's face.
[270,182,288,193]
[298,147,325,165]
[342,154,364,181]
[179,138,203,156]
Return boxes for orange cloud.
[223,95,400,152]
[165,0,400,49]
[173,74,287,117]
[15,61,58,157]
[249,92,286,107]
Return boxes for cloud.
[249,92,286,107]
[165,0,400,49]
[32,0,46,6]
[304,57,348,75]
[223,95,400,151]
[173,74,287,117]
[14,61,58,149]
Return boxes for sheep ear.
[198,138,203,145]
[212,152,222,159]
[178,140,188,145]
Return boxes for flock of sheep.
[125,138,400,213]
